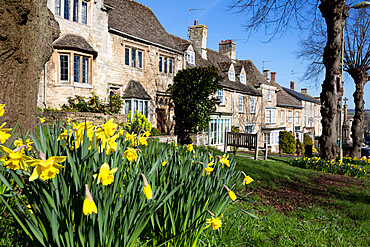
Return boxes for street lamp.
[339,1,370,161]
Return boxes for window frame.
[280,110,285,123]
[218,89,224,105]
[57,50,92,86]
[240,75,246,84]
[187,51,195,65]
[124,98,150,119]
[56,0,90,25]
[124,47,144,69]
[229,71,235,81]
[238,96,244,113]
[208,117,231,146]
[250,97,255,114]
[265,108,277,124]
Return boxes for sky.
[138,0,369,109]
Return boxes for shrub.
[61,92,123,114]
[279,131,296,154]
[150,127,161,136]
[303,133,313,146]
[124,111,152,135]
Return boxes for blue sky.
[138,0,369,109]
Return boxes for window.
[60,54,69,81]
[245,124,255,134]
[263,131,279,146]
[280,110,285,123]
[268,90,271,101]
[288,111,292,123]
[250,97,255,113]
[159,56,163,72]
[164,58,168,73]
[240,75,246,84]
[239,96,244,113]
[57,0,90,24]
[125,47,143,69]
[55,0,61,16]
[187,51,195,65]
[218,90,224,105]
[125,99,149,118]
[229,71,235,81]
[58,52,91,84]
[304,116,307,126]
[295,112,299,123]
[265,108,276,124]
[169,58,173,74]
[209,118,231,145]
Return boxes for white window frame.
[218,89,224,105]
[268,90,271,101]
[295,111,299,123]
[125,47,144,69]
[280,110,285,123]
[250,97,255,113]
[265,108,277,124]
[239,96,244,113]
[288,111,292,123]
[240,75,246,84]
[229,71,235,81]
[208,117,231,146]
[124,98,150,119]
[187,51,195,65]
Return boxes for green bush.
[150,127,161,136]
[124,111,152,134]
[279,131,296,154]
[303,133,313,146]
[61,92,123,114]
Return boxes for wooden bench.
[224,132,268,160]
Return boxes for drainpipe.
[43,62,48,108]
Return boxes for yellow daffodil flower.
[223,184,237,201]
[141,173,152,200]
[205,214,223,230]
[96,118,118,143]
[67,118,72,123]
[219,154,230,168]
[83,184,97,215]
[202,161,214,176]
[0,145,32,170]
[187,144,194,153]
[0,104,5,117]
[93,163,118,186]
[138,134,148,146]
[14,139,33,153]
[0,122,12,144]
[162,160,167,166]
[39,117,45,124]
[123,147,138,162]
[27,155,66,181]
[242,175,254,185]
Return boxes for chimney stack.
[301,88,308,94]
[263,70,270,81]
[290,81,295,90]
[189,21,208,59]
[271,72,276,82]
[219,40,236,61]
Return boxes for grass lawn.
[201,153,369,246]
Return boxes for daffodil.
[205,214,223,230]
[27,154,66,181]
[241,171,254,185]
[162,160,167,166]
[93,163,118,186]
[138,134,148,146]
[141,173,152,200]
[0,145,32,170]
[39,117,45,124]
[186,144,194,153]
[14,139,33,153]
[219,154,230,168]
[0,122,12,144]
[96,118,118,143]
[202,161,214,176]
[123,147,138,162]
[0,104,5,117]
[223,184,237,201]
[100,134,119,155]
[83,184,97,215]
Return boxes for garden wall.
[37,111,127,125]
[148,135,177,144]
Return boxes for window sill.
[74,83,93,89]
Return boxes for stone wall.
[148,135,177,144]
[38,111,127,125]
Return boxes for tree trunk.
[319,0,348,160]
[0,0,59,133]
[348,69,368,158]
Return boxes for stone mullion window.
[56,0,89,25]
[58,50,92,85]
[55,0,62,16]
[125,47,143,69]
[59,54,70,82]
[125,99,149,119]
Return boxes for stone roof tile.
[123,80,151,100]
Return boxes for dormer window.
[187,51,195,65]
[240,75,246,84]
[228,71,235,81]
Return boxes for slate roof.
[168,34,191,52]
[53,34,98,57]
[283,87,320,104]
[268,80,302,108]
[123,80,151,100]
[105,0,180,52]
[238,60,273,87]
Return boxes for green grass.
[200,153,370,246]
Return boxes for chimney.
[263,70,270,81]
[290,81,295,90]
[219,40,236,61]
[301,88,308,94]
[271,72,276,82]
[189,21,208,59]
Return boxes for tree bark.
[348,69,368,158]
[0,0,59,132]
[319,0,348,160]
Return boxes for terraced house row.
[38,0,322,152]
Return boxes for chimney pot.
[263,70,270,80]
[271,72,276,82]
[290,81,295,90]
[301,88,308,94]
[194,20,198,25]
[219,39,236,60]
